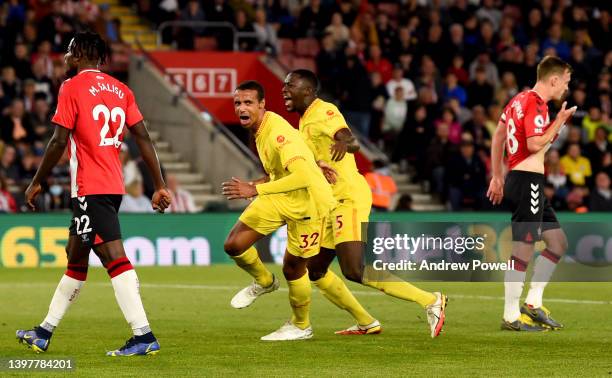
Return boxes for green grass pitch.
[1,266,612,377]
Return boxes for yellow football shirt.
[255,111,335,218]
[299,99,370,201]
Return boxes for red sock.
[65,263,88,281]
[106,257,134,278]
[510,256,529,272]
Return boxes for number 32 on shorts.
[299,232,319,249]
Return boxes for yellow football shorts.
[239,193,325,258]
[321,195,372,250]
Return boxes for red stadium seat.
[278,54,293,69]
[194,37,218,51]
[295,38,320,57]
[377,3,399,17]
[279,38,295,54]
[291,57,316,73]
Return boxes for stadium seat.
[194,37,218,51]
[279,38,295,54]
[377,3,399,17]
[295,38,320,57]
[278,54,293,69]
[291,57,316,73]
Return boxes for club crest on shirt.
[276,135,285,143]
[326,110,334,116]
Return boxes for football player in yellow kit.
[282,70,448,338]
[222,80,338,341]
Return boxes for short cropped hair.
[235,80,265,101]
[290,69,320,94]
[537,56,573,81]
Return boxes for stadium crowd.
[1,0,612,213]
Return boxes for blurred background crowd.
[0,0,611,213]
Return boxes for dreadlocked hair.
[71,31,108,65]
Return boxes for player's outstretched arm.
[130,121,171,212]
[487,118,506,205]
[25,125,70,210]
[256,158,310,195]
[330,128,359,161]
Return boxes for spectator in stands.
[434,107,461,145]
[446,139,487,210]
[426,122,455,197]
[10,43,33,81]
[545,149,569,198]
[31,59,53,101]
[582,106,606,142]
[495,71,518,107]
[463,105,491,150]
[369,71,387,142]
[469,51,499,87]
[253,8,279,55]
[541,23,570,61]
[0,145,19,185]
[205,0,233,23]
[447,54,469,87]
[0,173,17,213]
[386,66,416,102]
[120,179,154,213]
[1,98,34,145]
[566,186,589,213]
[1,66,20,109]
[235,9,256,52]
[569,86,588,126]
[30,95,52,142]
[589,171,612,211]
[466,66,494,108]
[561,143,592,187]
[476,0,502,31]
[339,55,372,136]
[297,0,329,38]
[351,10,378,47]
[167,174,198,213]
[365,159,397,212]
[325,12,349,49]
[316,32,343,99]
[177,0,205,50]
[544,182,566,210]
[336,0,357,27]
[366,44,393,83]
[585,127,611,174]
[443,72,467,107]
[400,104,432,180]
[382,86,407,155]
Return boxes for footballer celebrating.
[222,80,336,341]
[487,56,576,331]
[283,69,447,338]
[16,32,171,355]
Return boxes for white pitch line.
[1,282,610,305]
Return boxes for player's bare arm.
[222,177,258,200]
[25,125,70,210]
[130,121,171,212]
[487,118,507,205]
[330,128,359,161]
[317,160,338,184]
[526,101,576,153]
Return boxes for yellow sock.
[231,246,273,287]
[363,279,436,308]
[313,270,375,326]
[287,273,311,329]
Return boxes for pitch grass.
[1,266,612,377]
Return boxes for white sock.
[503,269,526,322]
[525,255,558,308]
[41,275,85,331]
[111,269,151,336]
